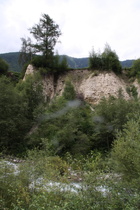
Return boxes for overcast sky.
[0,0,140,60]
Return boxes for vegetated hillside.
[120,59,135,68]
[0,52,135,72]
[0,52,21,72]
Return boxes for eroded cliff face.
[24,64,140,104]
[79,71,130,104]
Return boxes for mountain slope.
[120,59,135,68]
[0,52,21,72]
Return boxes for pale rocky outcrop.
[24,64,140,104]
[79,71,130,104]
[23,64,36,80]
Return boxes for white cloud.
[0,0,140,60]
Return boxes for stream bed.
[1,160,107,194]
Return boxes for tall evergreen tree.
[20,14,61,69]
[30,14,61,67]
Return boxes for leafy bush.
[63,80,76,100]
[91,96,140,151]
[112,117,140,184]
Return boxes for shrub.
[92,96,140,151]
[130,58,140,78]
[89,44,122,74]
[31,55,48,68]
[111,117,140,183]
[126,85,138,98]
[63,80,76,100]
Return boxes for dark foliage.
[0,57,9,75]
[0,52,21,72]
[0,76,30,154]
[89,44,122,73]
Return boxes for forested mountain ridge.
[0,52,135,72]
[0,52,21,72]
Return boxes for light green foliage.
[0,57,9,75]
[1,151,140,209]
[0,152,70,209]
[112,117,140,183]
[63,80,76,100]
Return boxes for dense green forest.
[1,13,140,209]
